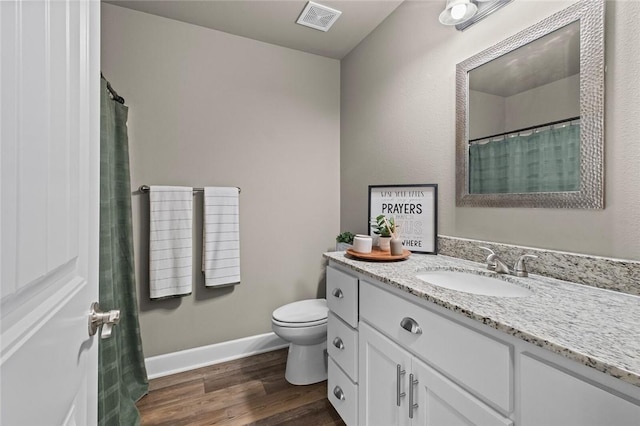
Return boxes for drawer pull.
[332,288,344,298]
[400,317,422,334]
[332,337,345,350]
[409,374,419,419]
[396,364,406,406]
[333,386,346,401]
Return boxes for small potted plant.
[371,214,396,251]
[335,231,355,251]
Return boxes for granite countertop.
[324,251,640,388]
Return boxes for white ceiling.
[104,0,405,59]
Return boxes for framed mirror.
[456,0,605,208]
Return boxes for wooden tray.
[346,247,411,262]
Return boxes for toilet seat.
[272,299,328,328]
[272,317,327,328]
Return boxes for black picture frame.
[368,184,438,254]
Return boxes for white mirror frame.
[456,0,605,209]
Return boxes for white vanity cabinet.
[359,279,512,413]
[326,266,359,426]
[326,260,640,426]
[360,321,512,426]
[359,281,512,426]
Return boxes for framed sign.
[368,184,438,254]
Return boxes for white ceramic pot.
[377,236,391,251]
[352,235,373,253]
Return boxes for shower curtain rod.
[469,115,580,144]
[101,72,125,104]
[138,184,241,194]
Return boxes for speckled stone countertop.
[324,251,640,388]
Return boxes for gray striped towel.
[202,187,241,287]
[149,186,193,299]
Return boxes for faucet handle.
[479,246,496,257]
[479,246,497,270]
[514,254,538,277]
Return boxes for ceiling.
[104,0,405,59]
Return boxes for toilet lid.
[272,299,328,324]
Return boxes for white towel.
[202,187,241,287]
[149,186,193,299]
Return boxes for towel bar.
[138,184,240,194]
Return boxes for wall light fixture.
[439,0,478,26]
[440,0,514,31]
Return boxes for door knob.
[332,288,344,298]
[332,337,345,350]
[88,302,120,339]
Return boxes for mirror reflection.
[468,21,580,194]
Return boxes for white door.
[1,0,100,425]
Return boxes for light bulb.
[450,4,467,20]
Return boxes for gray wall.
[469,90,505,140]
[505,74,580,131]
[101,4,340,357]
[341,0,640,260]
[470,74,579,139]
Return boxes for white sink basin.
[416,270,533,297]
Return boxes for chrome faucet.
[513,254,538,277]
[480,246,511,274]
[479,247,538,277]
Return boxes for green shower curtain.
[469,124,580,194]
[99,77,148,425]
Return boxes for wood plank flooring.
[137,348,345,426]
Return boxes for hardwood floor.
[137,349,345,426]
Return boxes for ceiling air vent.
[296,1,342,32]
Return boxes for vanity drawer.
[328,357,358,426]
[327,312,358,382]
[327,266,358,327]
[360,280,512,413]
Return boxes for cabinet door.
[360,322,412,426]
[520,354,640,426]
[411,358,513,426]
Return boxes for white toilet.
[271,298,328,385]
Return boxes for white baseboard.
[145,332,289,379]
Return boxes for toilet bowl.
[271,298,328,385]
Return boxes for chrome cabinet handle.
[400,317,422,334]
[88,302,120,339]
[333,386,345,401]
[332,337,345,350]
[396,364,406,406]
[409,374,418,419]
[332,288,344,298]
